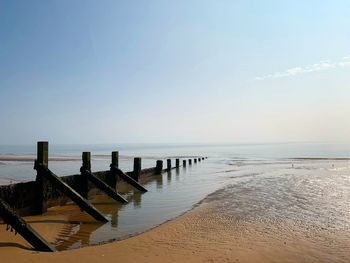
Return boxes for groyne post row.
[0,141,208,252]
[34,143,109,222]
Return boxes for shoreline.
[2,183,349,263]
[0,185,217,252]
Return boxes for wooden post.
[183,160,186,167]
[111,151,119,168]
[156,160,163,174]
[167,159,171,170]
[176,159,180,168]
[76,152,90,199]
[37,142,48,167]
[198,158,201,162]
[82,152,91,171]
[194,158,197,163]
[34,165,108,222]
[107,151,119,188]
[34,141,49,215]
[80,152,127,203]
[189,159,192,165]
[133,157,142,181]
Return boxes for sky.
[1,0,350,144]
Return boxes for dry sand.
[1,185,349,263]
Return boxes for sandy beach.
[1,181,349,263]
[0,202,286,263]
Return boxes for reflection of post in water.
[175,166,180,181]
[167,170,172,184]
[175,158,180,181]
[156,173,163,189]
[111,206,119,227]
[88,196,121,228]
[55,221,105,251]
[56,197,119,250]
[166,159,172,184]
[132,190,142,208]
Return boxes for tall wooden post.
[37,142,48,168]
[34,141,49,214]
[111,151,119,168]
[77,152,90,199]
[176,159,180,168]
[107,151,119,188]
[82,152,91,171]
[183,160,186,167]
[133,157,142,181]
[194,158,197,163]
[167,159,171,170]
[189,159,192,165]
[156,160,163,174]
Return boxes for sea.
[1,142,350,252]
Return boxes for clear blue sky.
[1,0,350,144]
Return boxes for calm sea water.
[1,142,350,184]
[1,142,350,253]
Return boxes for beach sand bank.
[1,184,349,263]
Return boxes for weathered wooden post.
[156,160,163,174]
[194,158,197,163]
[111,151,119,168]
[167,159,172,170]
[34,141,49,214]
[107,151,119,188]
[110,153,147,192]
[189,159,192,165]
[76,152,90,199]
[176,159,180,168]
[133,157,142,181]
[183,160,186,167]
[37,141,48,168]
[82,152,91,171]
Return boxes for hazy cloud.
[256,56,350,80]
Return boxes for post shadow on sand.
[0,242,31,250]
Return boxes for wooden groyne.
[0,141,208,252]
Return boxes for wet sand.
[0,202,264,263]
[1,183,349,263]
